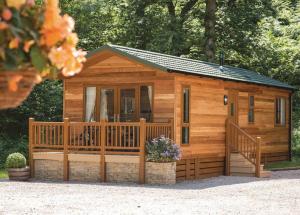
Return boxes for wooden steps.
[230,153,271,178]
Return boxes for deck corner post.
[100,119,106,182]
[63,118,69,181]
[139,118,146,184]
[256,137,261,178]
[29,118,35,178]
[168,118,174,139]
[225,118,230,176]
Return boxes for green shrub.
[5,153,27,169]
[0,135,28,169]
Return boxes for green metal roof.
[88,44,295,91]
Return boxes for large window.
[182,86,190,145]
[275,97,286,126]
[248,95,255,123]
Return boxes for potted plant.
[145,136,181,184]
[6,152,30,181]
[0,0,86,109]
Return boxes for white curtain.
[281,98,286,125]
[100,89,108,120]
[85,87,96,122]
[147,86,152,111]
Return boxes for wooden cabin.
[29,44,295,182]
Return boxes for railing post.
[139,118,146,184]
[168,118,174,140]
[256,137,261,178]
[29,118,34,178]
[100,119,106,182]
[63,118,69,181]
[225,118,230,176]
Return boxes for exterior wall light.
[224,95,228,105]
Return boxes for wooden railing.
[225,119,261,177]
[28,118,173,183]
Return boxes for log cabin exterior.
[29,44,295,182]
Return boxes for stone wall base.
[33,153,177,184]
[106,162,139,183]
[69,161,100,182]
[34,159,63,180]
[146,162,176,184]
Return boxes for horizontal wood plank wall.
[237,87,290,163]
[64,53,175,123]
[174,74,291,170]
[175,76,227,158]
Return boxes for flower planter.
[0,70,40,109]
[7,166,30,181]
[145,162,176,185]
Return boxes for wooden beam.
[63,118,69,181]
[100,120,106,182]
[28,118,34,178]
[139,118,146,184]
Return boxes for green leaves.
[30,46,47,71]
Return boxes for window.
[275,97,286,126]
[182,86,190,144]
[248,95,255,123]
[85,87,96,122]
[140,85,153,122]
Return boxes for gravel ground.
[1,170,300,215]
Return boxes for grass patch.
[0,169,8,179]
[265,157,300,170]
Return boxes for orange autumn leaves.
[40,0,86,76]
[1,0,86,92]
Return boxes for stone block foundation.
[146,162,176,184]
[32,152,177,184]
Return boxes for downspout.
[289,93,293,161]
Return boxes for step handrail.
[225,119,261,177]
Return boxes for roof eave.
[87,45,169,72]
[167,69,296,92]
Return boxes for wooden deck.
[28,118,173,183]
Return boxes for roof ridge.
[109,44,222,68]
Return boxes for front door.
[228,90,239,124]
[99,86,138,122]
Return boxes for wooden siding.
[174,74,291,164]
[64,52,175,123]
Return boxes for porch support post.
[255,137,261,178]
[63,118,69,181]
[100,119,106,182]
[168,118,174,140]
[225,118,230,176]
[139,118,146,184]
[29,118,34,178]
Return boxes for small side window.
[182,86,190,145]
[275,97,286,126]
[248,95,255,123]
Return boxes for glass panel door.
[99,88,116,122]
[119,88,137,122]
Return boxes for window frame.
[83,83,154,122]
[181,85,191,146]
[248,94,255,124]
[275,96,287,127]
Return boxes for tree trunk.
[204,0,216,62]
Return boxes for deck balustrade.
[28,118,173,183]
